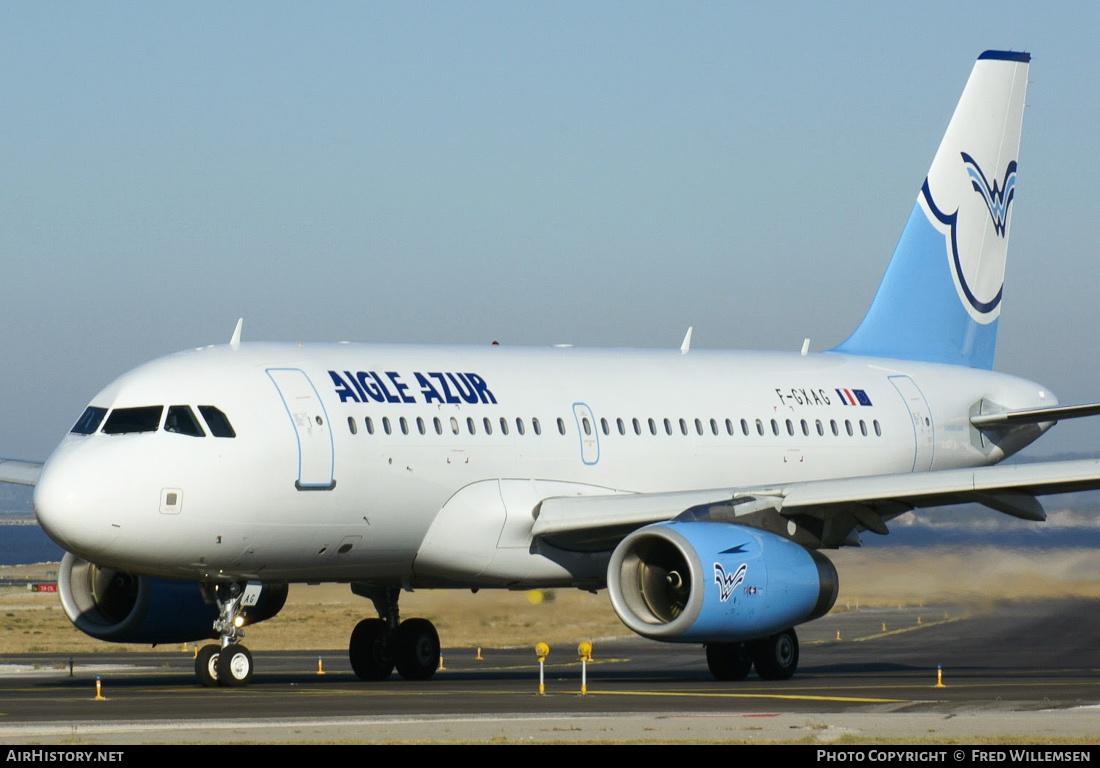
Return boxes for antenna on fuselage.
[229,318,243,351]
[680,327,693,355]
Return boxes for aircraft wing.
[532,458,1100,550]
[0,459,43,487]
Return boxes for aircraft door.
[888,375,934,471]
[572,402,599,465]
[267,368,337,490]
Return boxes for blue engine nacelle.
[606,522,838,642]
[57,552,288,644]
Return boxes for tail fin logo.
[962,152,1017,237]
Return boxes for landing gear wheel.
[705,642,753,681]
[349,618,394,681]
[196,644,220,687]
[752,628,799,681]
[216,643,253,687]
[394,618,440,681]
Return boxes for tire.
[393,618,440,681]
[752,628,799,681]
[349,618,394,681]
[705,642,753,681]
[216,643,254,687]
[195,644,220,687]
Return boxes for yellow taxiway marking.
[583,690,904,703]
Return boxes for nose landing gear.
[194,582,260,687]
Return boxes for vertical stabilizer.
[832,51,1029,369]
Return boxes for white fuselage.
[33,342,1054,586]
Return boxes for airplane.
[4,49,1100,688]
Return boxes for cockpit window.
[165,406,206,437]
[198,405,236,438]
[71,406,108,435]
[102,406,164,435]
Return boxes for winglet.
[680,327,692,355]
[229,318,243,351]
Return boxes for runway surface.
[0,599,1097,744]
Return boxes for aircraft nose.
[34,442,118,557]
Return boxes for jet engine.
[57,552,288,644]
[606,522,838,642]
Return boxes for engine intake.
[57,552,288,644]
[607,522,837,642]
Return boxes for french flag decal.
[836,388,872,406]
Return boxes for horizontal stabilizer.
[971,402,1100,427]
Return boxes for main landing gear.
[195,582,259,687]
[705,627,799,681]
[348,585,441,682]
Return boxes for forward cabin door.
[267,368,337,490]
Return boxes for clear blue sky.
[3,2,1100,460]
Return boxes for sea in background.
[0,459,1098,567]
[0,484,62,566]
[0,520,64,566]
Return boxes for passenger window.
[516,418,525,436]
[532,418,542,436]
[679,418,688,436]
[710,418,719,436]
[647,418,656,436]
[500,417,510,436]
[557,418,566,435]
[617,418,625,435]
[434,417,443,435]
[483,417,493,435]
[785,419,794,436]
[417,417,426,435]
[695,418,703,436]
[450,417,459,435]
[583,417,592,436]
[741,419,750,436]
[399,417,409,435]
[366,417,375,435]
[816,419,824,436]
[830,419,838,436]
[601,417,609,436]
[467,417,476,435]
[770,419,779,436]
[874,419,882,437]
[166,406,205,437]
[71,406,107,435]
[347,416,358,435]
[756,419,764,436]
[632,418,641,435]
[664,418,673,436]
[198,406,236,438]
[845,420,854,436]
[860,419,868,437]
[725,418,734,436]
[103,406,164,435]
[800,419,809,436]
[384,417,393,435]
